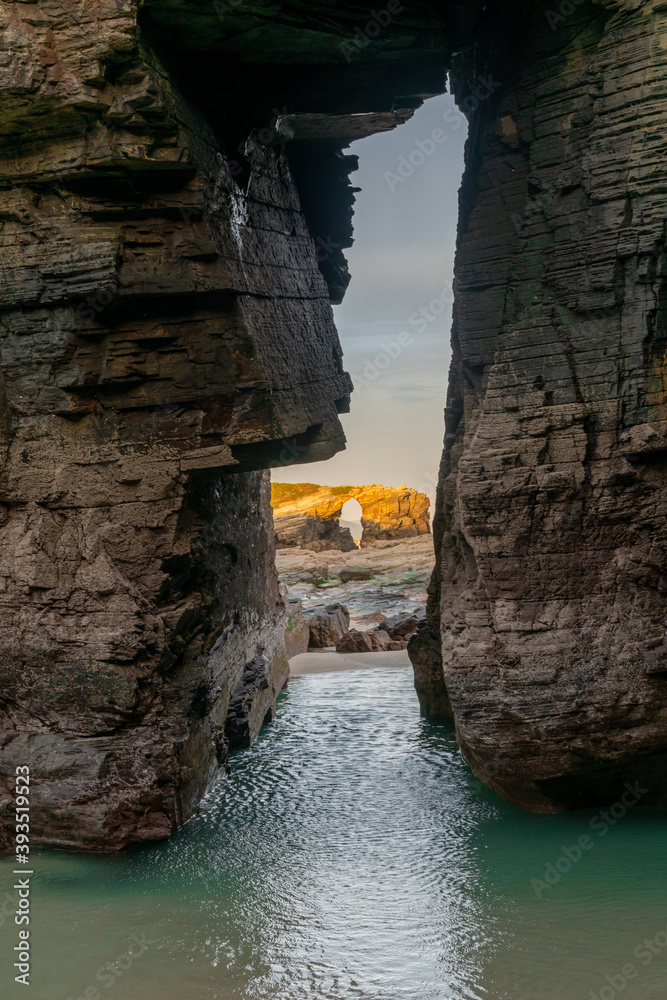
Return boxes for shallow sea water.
[2,667,667,1000]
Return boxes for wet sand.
[289,649,411,675]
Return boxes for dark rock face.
[0,1,355,850]
[3,0,667,846]
[0,469,289,850]
[0,0,448,849]
[409,621,452,720]
[422,0,667,811]
[225,644,284,750]
[271,511,356,553]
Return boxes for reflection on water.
[1,668,666,999]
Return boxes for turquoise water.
[2,666,667,1000]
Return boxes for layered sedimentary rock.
[3,0,667,846]
[0,0,448,848]
[271,482,431,550]
[271,484,359,552]
[421,0,667,811]
[284,598,310,661]
[0,8,348,848]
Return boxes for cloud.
[278,91,467,504]
[344,244,455,295]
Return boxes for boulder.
[378,612,421,641]
[336,629,374,653]
[336,629,407,653]
[339,568,372,583]
[304,603,350,648]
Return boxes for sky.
[274,92,468,509]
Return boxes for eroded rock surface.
[284,598,310,661]
[422,0,667,811]
[303,603,350,649]
[3,0,667,845]
[0,0,450,849]
[336,613,420,654]
[272,482,431,550]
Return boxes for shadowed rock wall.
[0,0,449,848]
[2,0,667,847]
[420,0,667,812]
[0,5,352,848]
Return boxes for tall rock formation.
[271,482,431,550]
[420,0,667,812]
[2,0,667,847]
[0,0,448,849]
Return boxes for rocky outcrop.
[303,604,350,649]
[272,483,431,550]
[336,630,405,654]
[0,1,354,850]
[337,630,388,653]
[3,0,667,845]
[0,0,451,849]
[355,485,431,547]
[419,0,667,811]
[409,620,452,720]
[381,613,422,643]
[336,612,420,653]
[0,468,290,850]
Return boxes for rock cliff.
[272,482,431,551]
[419,0,667,812]
[0,0,446,848]
[2,0,667,846]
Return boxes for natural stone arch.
[339,496,363,546]
[1,0,667,849]
[271,484,431,551]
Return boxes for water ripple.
[2,667,667,1000]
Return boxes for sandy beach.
[289,649,411,675]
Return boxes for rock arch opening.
[271,89,466,553]
[2,0,666,851]
[340,498,363,545]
